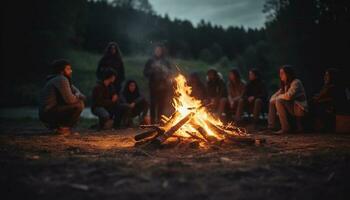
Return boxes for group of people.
[38,42,342,135]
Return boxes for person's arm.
[219,80,228,98]
[71,85,86,100]
[54,77,79,104]
[227,83,234,104]
[279,80,302,100]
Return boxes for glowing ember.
[158,73,247,145]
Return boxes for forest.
[1,0,349,106]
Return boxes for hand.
[112,94,118,102]
[129,102,136,108]
[248,96,255,103]
[229,102,234,109]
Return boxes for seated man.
[91,69,126,129]
[39,59,85,135]
[206,69,228,118]
[235,68,267,128]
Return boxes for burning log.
[152,112,194,145]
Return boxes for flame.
[161,73,246,143]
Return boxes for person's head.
[105,42,121,57]
[229,69,241,82]
[52,59,72,79]
[279,65,296,84]
[123,80,139,95]
[189,72,201,84]
[324,68,338,85]
[248,68,261,81]
[154,45,165,58]
[102,69,117,86]
[207,69,219,81]
[128,81,137,93]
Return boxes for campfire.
[135,73,264,148]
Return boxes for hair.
[52,59,70,74]
[207,68,218,77]
[153,43,167,58]
[229,68,242,83]
[122,80,140,102]
[101,68,117,81]
[279,65,296,92]
[325,68,339,85]
[249,68,261,80]
[104,42,122,58]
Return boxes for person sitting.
[39,59,85,135]
[91,69,125,130]
[206,69,228,118]
[120,80,150,126]
[235,68,267,128]
[187,72,207,101]
[311,68,339,131]
[268,65,308,134]
[227,69,246,114]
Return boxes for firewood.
[153,112,194,144]
[134,129,158,141]
[185,131,207,143]
[204,120,228,136]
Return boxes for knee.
[255,98,262,105]
[73,100,84,112]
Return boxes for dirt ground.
[1,119,350,200]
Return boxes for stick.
[154,112,194,144]
[134,129,158,141]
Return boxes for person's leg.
[218,97,227,116]
[275,99,294,132]
[235,98,245,121]
[157,89,167,123]
[267,99,277,129]
[50,100,84,127]
[92,107,112,129]
[253,98,263,123]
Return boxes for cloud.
[149,0,266,28]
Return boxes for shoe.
[101,119,114,130]
[56,127,71,135]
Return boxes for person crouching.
[91,69,126,130]
[39,59,85,135]
[120,80,150,126]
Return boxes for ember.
[135,73,264,148]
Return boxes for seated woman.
[227,69,246,114]
[120,80,150,126]
[235,68,267,127]
[187,72,207,101]
[311,68,338,131]
[206,69,228,118]
[268,65,308,134]
[39,59,85,135]
[91,69,126,130]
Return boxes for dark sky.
[149,0,266,29]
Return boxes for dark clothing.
[121,88,149,119]
[39,75,85,128]
[91,82,116,110]
[39,101,84,128]
[311,84,337,131]
[97,55,125,94]
[143,56,172,123]
[91,82,125,127]
[188,81,207,101]
[242,79,267,101]
[207,78,227,99]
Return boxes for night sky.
[149,0,266,29]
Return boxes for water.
[0,107,97,119]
